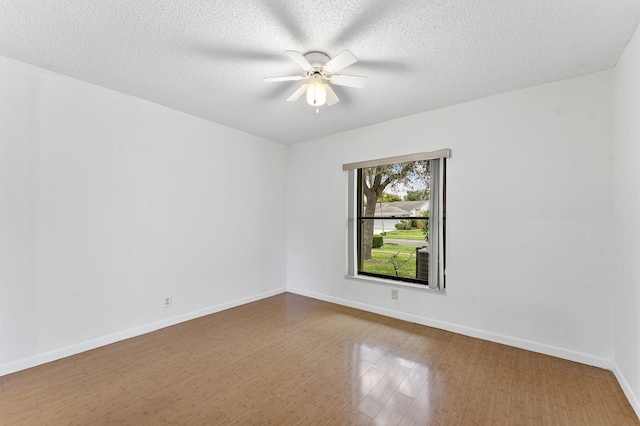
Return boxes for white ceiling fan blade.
[264,76,306,83]
[329,74,368,89]
[286,84,308,102]
[285,50,314,72]
[325,84,340,106]
[324,49,357,73]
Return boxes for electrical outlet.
[391,289,398,300]
[163,295,172,308]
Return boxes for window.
[344,150,449,290]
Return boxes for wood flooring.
[1,293,637,425]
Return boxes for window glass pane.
[359,218,429,282]
[357,160,430,285]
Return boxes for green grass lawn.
[382,229,427,241]
[361,244,418,279]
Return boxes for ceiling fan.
[264,50,368,112]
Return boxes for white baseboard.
[287,287,612,370]
[613,362,640,421]
[0,287,286,377]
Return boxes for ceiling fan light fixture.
[265,50,366,109]
[306,79,326,107]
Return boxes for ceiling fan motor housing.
[304,52,330,69]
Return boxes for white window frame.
[344,149,450,291]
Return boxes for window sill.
[345,274,446,294]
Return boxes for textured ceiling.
[1,1,639,144]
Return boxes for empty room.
[2,1,640,424]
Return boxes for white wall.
[287,70,615,367]
[614,25,640,416]
[0,56,287,374]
